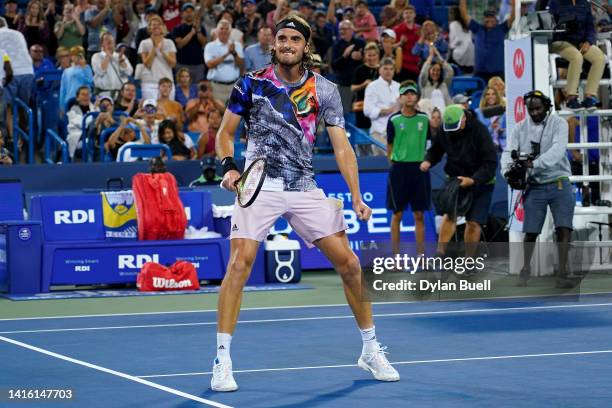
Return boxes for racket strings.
[237,161,266,205]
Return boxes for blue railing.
[79,111,130,162]
[79,111,99,162]
[345,122,387,152]
[12,98,35,164]
[44,129,69,164]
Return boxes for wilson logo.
[152,277,194,289]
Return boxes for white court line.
[1,290,611,322]
[136,349,612,378]
[2,302,612,335]
[0,335,232,408]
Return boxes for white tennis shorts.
[229,189,347,248]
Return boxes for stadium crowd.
[0,0,609,165]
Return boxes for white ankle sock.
[216,332,232,362]
[360,326,378,354]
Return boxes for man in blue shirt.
[244,26,273,71]
[171,3,207,83]
[30,45,54,79]
[460,0,515,83]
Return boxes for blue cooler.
[264,239,301,283]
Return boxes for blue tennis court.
[2,293,612,407]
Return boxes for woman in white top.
[448,6,474,74]
[418,46,453,111]
[137,15,177,100]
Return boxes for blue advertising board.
[30,191,215,242]
[0,180,25,221]
[39,238,265,292]
[43,240,229,286]
[271,171,437,269]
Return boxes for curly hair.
[270,15,315,72]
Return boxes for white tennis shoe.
[358,344,400,382]
[211,358,238,392]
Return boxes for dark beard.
[278,59,301,70]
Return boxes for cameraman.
[501,90,575,288]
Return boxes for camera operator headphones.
[523,90,552,113]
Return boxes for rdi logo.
[54,209,95,225]
[118,254,160,269]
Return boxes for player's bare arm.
[216,110,242,192]
[328,125,372,221]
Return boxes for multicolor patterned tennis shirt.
[228,65,345,191]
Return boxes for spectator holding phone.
[92,32,133,100]
[54,2,86,49]
[105,115,151,161]
[185,79,225,136]
[134,98,160,143]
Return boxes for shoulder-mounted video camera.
[505,143,540,190]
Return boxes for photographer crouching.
[501,90,576,288]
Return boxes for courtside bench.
[1,189,264,295]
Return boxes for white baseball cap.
[382,29,396,40]
[143,99,157,108]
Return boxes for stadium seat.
[99,127,119,162]
[450,76,486,96]
[186,131,200,146]
[433,6,450,30]
[118,143,173,162]
[470,90,483,110]
[450,63,463,77]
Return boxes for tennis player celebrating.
[212,15,400,391]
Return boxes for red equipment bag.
[137,261,200,291]
[132,172,187,240]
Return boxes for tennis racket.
[234,158,267,208]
